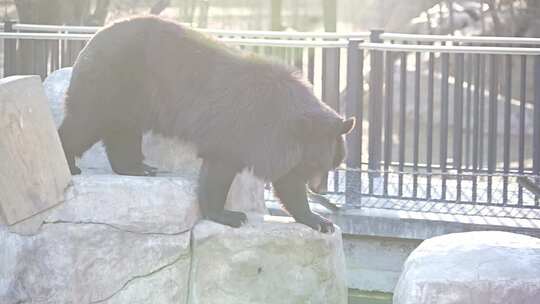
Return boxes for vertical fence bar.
[465,52,473,169]
[3,21,16,77]
[368,30,384,194]
[50,40,60,72]
[18,29,35,75]
[487,54,499,203]
[61,36,70,68]
[472,54,481,202]
[68,41,82,65]
[413,50,421,198]
[398,50,407,196]
[518,55,527,206]
[34,39,47,79]
[453,52,464,202]
[478,55,486,173]
[322,46,341,192]
[534,56,540,205]
[383,51,394,195]
[345,41,363,206]
[307,47,315,85]
[503,54,512,205]
[322,47,341,117]
[294,47,303,71]
[440,50,450,201]
[426,51,435,200]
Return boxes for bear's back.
[64,16,344,181]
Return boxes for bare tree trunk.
[15,0,109,25]
[13,0,110,77]
[271,0,282,31]
[383,0,440,33]
[323,0,337,32]
[447,0,455,34]
[150,0,170,15]
[487,0,503,35]
[88,0,110,25]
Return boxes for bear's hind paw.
[207,210,247,228]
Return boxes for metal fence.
[2,22,540,210]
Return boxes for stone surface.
[0,75,71,225]
[1,223,190,304]
[393,231,540,304]
[47,174,200,234]
[43,67,266,214]
[190,218,348,304]
[1,174,196,303]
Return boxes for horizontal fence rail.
[2,22,540,214]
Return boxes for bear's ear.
[340,117,356,135]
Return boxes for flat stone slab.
[47,174,200,234]
[0,75,71,224]
[393,231,540,304]
[190,218,348,304]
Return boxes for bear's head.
[294,113,355,192]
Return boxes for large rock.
[393,231,540,304]
[0,75,71,225]
[1,174,195,304]
[1,175,347,304]
[43,67,266,214]
[190,219,348,304]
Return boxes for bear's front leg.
[198,159,247,227]
[273,171,335,233]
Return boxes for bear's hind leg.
[103,127,156,176]
[198,159,246,228]
[273,170,335,233]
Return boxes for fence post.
[367,29,384,178]
[345,39,363,206]
[346,40,361,168]
[320,46,340,193]
[3,20,16,77]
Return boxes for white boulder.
[1,175,195,304]
[190,219,348,304]
[393,231,540,304]
[1,175,347,304]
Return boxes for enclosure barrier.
[2,22,540,211]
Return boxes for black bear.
[59,16,355,233]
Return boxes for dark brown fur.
[59,16,354,232]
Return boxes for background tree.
[14,0,110,25]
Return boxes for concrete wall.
[343,235,421,293]
[326,202,540,293]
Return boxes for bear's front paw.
[301,214,335,234]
